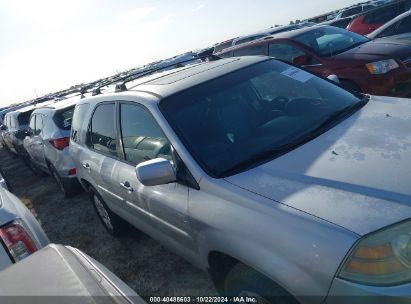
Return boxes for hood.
[226,96,411,236]
[333,39,411,62]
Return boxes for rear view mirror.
[293,55,309,65]
[327,74,340,84]
[135,158,176,186]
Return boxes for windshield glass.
[160,59,363,177]
[294,26,369,57]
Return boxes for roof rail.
[91,55,220,95]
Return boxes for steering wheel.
[270,96,289,111]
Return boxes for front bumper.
[324,277,411,304]
[365,68,411,98]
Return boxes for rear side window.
[269,43,306,63]
[71,104,90,143]
[88,103,117,156]
[54,106,74,130]
[18,111,32,126]
[120,103,171,165]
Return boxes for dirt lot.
[0,146,217,297]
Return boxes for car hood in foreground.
[225,96,411,236]
[334,38,411,62]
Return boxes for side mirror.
[327,74,340,84]
[0,125,6,131]
[293,55,309,65]
[135,158,176,186]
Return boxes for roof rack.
[91,55,220,96]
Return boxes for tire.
[27,157,47,177]
[89,186,129,237]
[340,80,362,93]
[49,164,79,198]
[224,264,298,304]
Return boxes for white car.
[0,244,144,303]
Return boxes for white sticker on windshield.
[281,67,313,83]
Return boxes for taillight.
[49,137,70,150]
[0,221,38,262]
[68,168,76,176]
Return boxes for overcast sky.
[0,0,360,106]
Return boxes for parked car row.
[215,25,411,97]
[1,51,411,303]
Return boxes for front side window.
[160,59,365,177]
[120,103,171,165]
[88,103,117,156]
[269,43,307,63]
[294,26,369,57]
[233,44,267,57]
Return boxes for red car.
[347,0,411,35]
[216,25,411,97]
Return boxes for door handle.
[120,181,133,192]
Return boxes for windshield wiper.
[220,142,298,177]
[315,96,369,131]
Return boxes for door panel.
[117,102,195,251]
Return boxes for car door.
[116,102,195,252]
[81,102,124,211]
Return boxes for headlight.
[366,59,399,74]
[339,220,411,285]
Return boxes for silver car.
[0,244,144,303]
[1,105,37,158]
[0,186,49,271]
[70,56,411,303]
[23,96,82,197]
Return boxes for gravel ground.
[0,146,217,297]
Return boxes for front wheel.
[89,187,129,237]
[224,264,298,304]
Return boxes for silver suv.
[70,57,411,303]
[23,96,82,197]
[1,105,37,159]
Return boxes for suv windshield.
[294,26,369,57]
[160,59,365,177]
